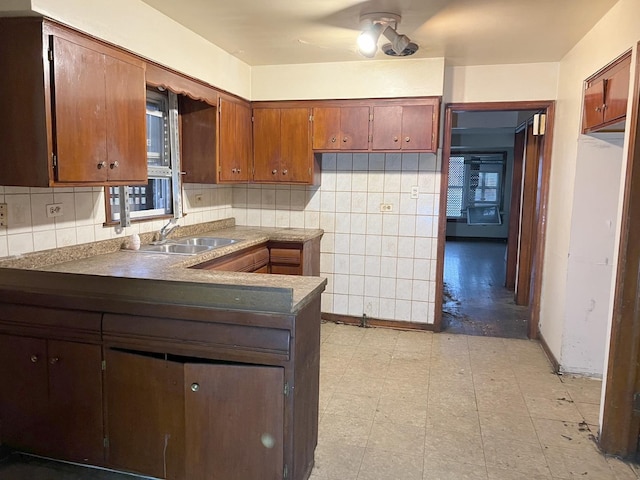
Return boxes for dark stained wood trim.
[505,126,526,290]
[321,313,435,331]
[537,329,561,374]
[600,42,640,458]
[434,101,555,336]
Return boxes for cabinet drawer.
[193,245,269,273]
[270,248,301,265]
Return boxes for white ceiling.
[140,0,619,67]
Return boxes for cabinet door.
[280,108,311,183]
[583,80,605,131]
[181,96,218,184]
[253,108,281,182]
[105,349,185,479]
[53,36,108,183]
[184,363,284,480]
[371,105,403,150]
[219,98,251,183]
[401,105,434,150]
[312,107,341,150]
[604,64,630,124]
[0,334,49,453]
[104,55,146,183]
[341,106,370,150]
[47,340,104,463]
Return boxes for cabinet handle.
[190,383,200,392]
[405,137,411,143]
[393,136,399,142]
[282,169,288,175]
[110,161,119,169]
[331,137,336,143]
[602,104,608,111]
[97,161,107,170]
[49,357,60,365]
[595,106,601,112]
[30,355,39,363]
[272,169,278,175]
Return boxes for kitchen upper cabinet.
[312,106,370,150]
[0,334,104,464]
[253,105,319,184]
[218,96,252,183]
[582,51,632,133]
[372,103,436,151]
[0,18,147,187]
[179,95,218,184]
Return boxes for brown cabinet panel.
[180,96,218,184]
[106,349,185,479]
[313,106,369,151]
[281,108,312,183]
[184,363,284,480]
[402,104,434,151]
[372,105,403,150]
[219,97,251,183]
[312,107,341,150]
[0,334,49,453]
[253,108,282,182]
[582,52,631,133]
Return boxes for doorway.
[434,101,556,339]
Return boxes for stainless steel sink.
[137,243,214,255]
[174,237,239,248]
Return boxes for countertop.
[0,220,326,314]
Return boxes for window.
[105,88,182,225]
[446,153,506,219]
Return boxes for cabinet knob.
[97,161,107,170]
[331,137,336,143]
[237,168,241,174]
[405,137,411,142]
[393,136,399,142]
[595,106,601,112]
[110,161,119,169]
[343,137,348,143]
[282,169,288,175]
[272,169,278,175]
[190,383,200,392]
[49,357,59,365]
[232,168,237,174]
[30,355,39,363]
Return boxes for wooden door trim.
[505,126,526,290]
[434,100,555,338]
[600,43,640,457]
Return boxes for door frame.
[600,43,640,457]
[433,101,556,338]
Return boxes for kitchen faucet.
[155,218,179,244]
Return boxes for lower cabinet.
[0,334,104,463]
[105,348,285,480]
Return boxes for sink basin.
[137,243,213,255]
[175,237,239,248]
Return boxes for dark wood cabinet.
[583,51,632,133]
[179,96,218,184]
[312,106,370,150]
[192,243,270,272]
[0,334,103,464]
[219,96,252,182]
[372,103,436,151]
[269,238,321,276]
[0,18,147,187]
[253,106,319,184]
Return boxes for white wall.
[540,0,640,375]
[251,58,445,101]
[27,0,252,98]
[232,153,440,324]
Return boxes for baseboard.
[538,329,561,373]
[321,312,435,331]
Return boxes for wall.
[26,0,252,98]
[232,152,440,324]
[0,184,233,257]
[540,0,640,376]
[251,58,445,100]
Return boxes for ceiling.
[140,0,619,67]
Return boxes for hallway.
[443,240,529,339]
[1,323,637,479]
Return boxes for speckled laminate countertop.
[0,219,326,314]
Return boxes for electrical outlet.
[380,203,393,212]
[0,203,6,227]
[46,203,64,218]
[410,186,419,199]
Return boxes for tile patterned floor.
[1,322,638,480]
[311,322,640,480]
